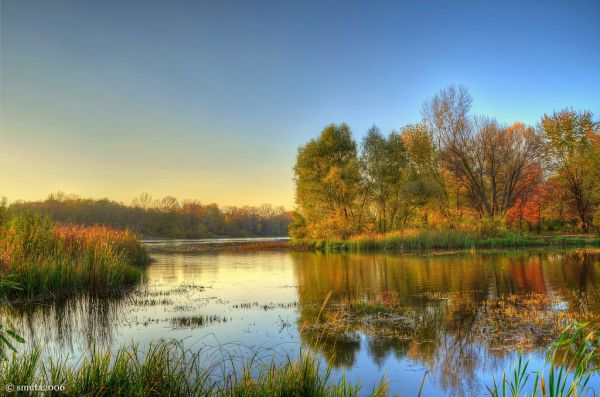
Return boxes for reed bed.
[0,340,389,397]
[296,230,596,253]
[0,213,148,300]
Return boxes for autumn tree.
[294,123,363,238]
[401,123,449,226]
[506,164,544,232]
[588,133,600,230]
[424,86,542,221]
[539,109,600,231]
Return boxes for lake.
[9,240,600,396]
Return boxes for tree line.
[292,85,600,239]
[4,193,291,238]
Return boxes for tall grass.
[0,277,24,360]
[0,340,389,397]
[487,323,599,397]
[296,230,594,253]
[0,213,148,300]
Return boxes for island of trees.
[291,85,600,240]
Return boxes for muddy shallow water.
[9,240,600,396]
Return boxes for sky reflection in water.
[8,242,600,396]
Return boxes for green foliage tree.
[361,126,411,232]
[294,123,363,238]
[400,124,448,226]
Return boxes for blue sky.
[1,0,599,207]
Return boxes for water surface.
[9,240,600,396]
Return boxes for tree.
[424,86,542,221]
[401,123,448,226]
[539,109,600,231]
[294,123,363,238]
[588,133,600,230]
[506,164,544,232]
[361,126,410,232]
[132,192,154,209]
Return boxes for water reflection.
[7,292,136,356]
[292,250,600,395]
[3,247,599,396]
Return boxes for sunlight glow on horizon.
[2,0,599,208]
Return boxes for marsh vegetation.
[0,213,148,301]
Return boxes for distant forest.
[4,193,291,238]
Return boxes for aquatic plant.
[487,323,599,397]
[0,276,24,360]
[0,340,389,397]
[0,213,148,300]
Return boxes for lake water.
[9,240,600,396]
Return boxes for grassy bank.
[0,213,148,300]
[0,341,389,397]
[293,230,600,252]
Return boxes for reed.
[0,340,389,397]
[298,230,595,253]
[0,213,148,300]
[487,323,599,397]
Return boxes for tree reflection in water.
[294,250,600,395]
[1,249,597,396]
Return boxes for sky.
[1,0,599,208]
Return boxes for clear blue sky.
[1,0,599,208]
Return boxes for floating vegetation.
[303,290,600,353]
[170,283,206,293]
[131,298,175,307]
[232,302,299,310]
[481,293,600,351]
[170,315,229,329]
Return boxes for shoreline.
[139,234,600,254]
